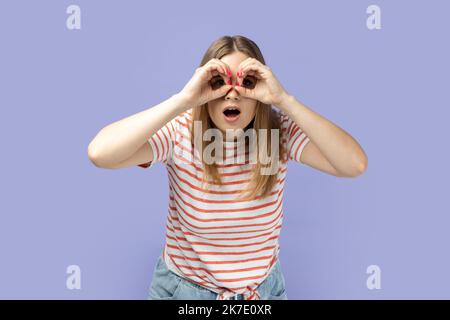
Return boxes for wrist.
[277,92,294,111]
[172,92,193,112]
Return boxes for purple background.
[1,0,449,299]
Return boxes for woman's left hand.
[233,58,289,107]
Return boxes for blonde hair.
[190,35,287,201]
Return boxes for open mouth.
[223,106,241,122]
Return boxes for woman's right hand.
[179,58,234,108]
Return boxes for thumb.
[214,84,233,98]
[233,85,249,98]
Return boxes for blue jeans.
[147,255,288,300]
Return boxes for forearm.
[88,93,188,167]
[277,94,368,176]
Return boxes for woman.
[87,35,368,300]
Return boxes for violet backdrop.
[0,0,449,299]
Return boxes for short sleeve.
[137,117,178,169]
[281,112,311,164]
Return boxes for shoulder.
[177,109,193,129]
[269,108,287,126]
[271,109,291,140]
[165,109,192,135]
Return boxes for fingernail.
[227,79,232,85]
[236,81,240,86]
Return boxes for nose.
[225,85,240,100]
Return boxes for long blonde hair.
[190,35,287,201]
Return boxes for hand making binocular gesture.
[180,57,290,108]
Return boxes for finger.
[210,59,230,79]
[211,63,226,78]
[220,84,233,94]
[237,57,255,73]
[204,62,227,80]
[243,69,260,79]
[212,84,233,98]
[216,60,233,84]
[237,58,260,77]
[236,62,252,86]
[240,64,268,80]
[233,84,253,99]
[237,62,255,83]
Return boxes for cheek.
[245,105,257,118]
[207,104,215,116]
[207,105,222,124]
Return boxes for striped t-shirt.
[138,108,310,300]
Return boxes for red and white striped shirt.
[138,108,310,300]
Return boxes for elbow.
[356,158,368,176]
[351,154,368,177]
[339,152,368,178]
[87,142,108,168]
